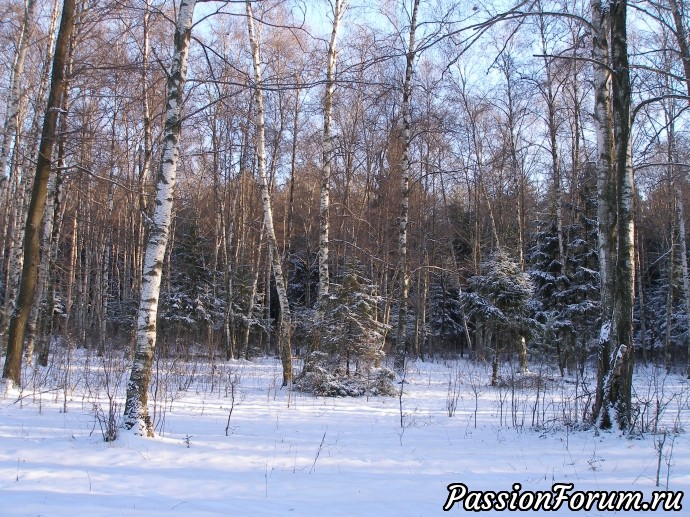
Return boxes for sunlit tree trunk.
[675,175,690,379]
[123,0,197,436]
[591,0,615,427]
[2,166,28,333]
[21,0,62,366]
[24,173,56,365]
[608,0,635,430]
[0,0,37,193]
[0,0,39,333]
[592,0,635,430]
[395,0,420,370]
[318,0,346,316]
[2,0,76,387]
[246,0,293,386]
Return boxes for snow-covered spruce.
[297,259,396,397]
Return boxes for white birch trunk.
[3,164,28,331]
[24,172,56,365]
[318,0,346,311]
[0,0,37,192]
[668,0,690,378]
[590,0,616,428]
[669,121,690,378]
[609,0,635,429]
[246,0,293,386]
[538,17,566,268]
[123,0,197,436]
[593,0,635,429]
[676,183,690,379]
[135,0,153,300]
[395,0,420,370]
[591,0,615,318]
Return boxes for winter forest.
[0,0,689,514]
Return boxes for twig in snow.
[310,427,328,473]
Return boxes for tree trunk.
[317,0,346,315]
[0,0,37,193]
[122,0,197,436]
[2,167,28,332]
[241,223,264,360]
[2,0,76,388]
[676,180,690,379]
[592,0,635,430]
[665,224,675,370]
[246,0,293,386]
[394,0,420,371]
[591,0,615,428]
[608,0,635,430]
[24,172,57,365]
[668,115,690,377]
[21,0,62,366]
[668,0,690,378]
[537,12,566,270]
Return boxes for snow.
[0,354,688,516]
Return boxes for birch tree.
[591,0,635,430]
[20,0,62,366]
[667,0,690,377]
[394,0,420,370]
[318,0,347,316]
[2,0,76,387]
[0,0,38,333]
[0,0,37,193]
[122,0,197,436]
[245,0,293,386]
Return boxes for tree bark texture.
[246,0,293,386]
[318,0,346,312]
[2,0,75,387]
[123,0,197,436]
[394,0,420,371]
[0,0,37,193]
[592,0,635,430]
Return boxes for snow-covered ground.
[0,352,688,516]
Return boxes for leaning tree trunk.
[24,173,57,366]
[122,0,197,436]
[394,0,420,371]
[246,0,293,386]
[2,0,76,388]
[20,0,62,367]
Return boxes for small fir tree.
[298,259,395,396]
[427,273,467,355]
[462,249,534,384]
[529,220,600,375]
